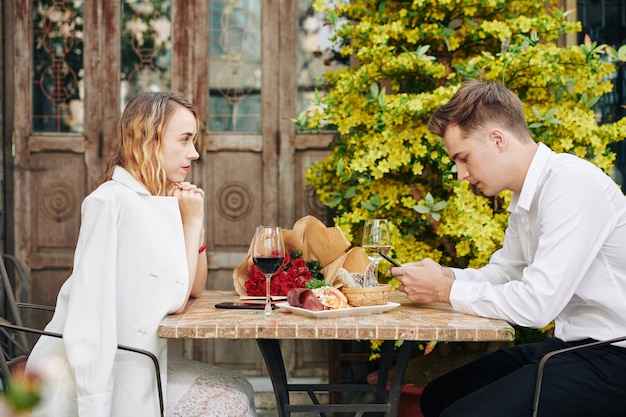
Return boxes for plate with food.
[275,301,400,318]
[277,286,400,318]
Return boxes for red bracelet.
[198,242,207,254]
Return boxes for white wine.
[363,245,390,260]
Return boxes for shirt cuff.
[449,267,469,281]
[449,280,476,315]
[77,392,113,417]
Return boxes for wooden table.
[159,290,514,417]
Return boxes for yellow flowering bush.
[300,0,626,275]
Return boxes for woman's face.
[161,106,199,183]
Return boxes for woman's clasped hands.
[170,181,205,225]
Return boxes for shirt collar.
[509,142,552,213]
[111,166,152,195]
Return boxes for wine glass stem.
[265,274,272,316]
[370,258,381,281]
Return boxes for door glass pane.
[33,0,85,133]
[208,1,261,132]
[121,0,172,108]
[577,0,626,189]
[296,1,348,130]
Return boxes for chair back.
[0,255,29,349]
[0,254,35,382]
[532,335,626,417]
[0,255,165,416]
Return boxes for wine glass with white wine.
[361,219,391,278]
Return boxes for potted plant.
[298,0,626,273]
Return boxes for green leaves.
[529,107,563,141]
[606,44,626,63]
[293,109,308,128]
[327,8,339,27]
[413,192,447,222]
[581,33,609,60]
[416,44,435,61]
[619,45,626,62]
[529,107,563,128]
[305,278,328,289]
[367,83,386,110]
[305,259,325,282]
[361,194,382,212]
[579,92,601,110]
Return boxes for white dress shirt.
[450,143,626,344]
[27,167,189,417]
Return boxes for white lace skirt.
[166,354,256,417]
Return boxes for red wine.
[253,256,284,275]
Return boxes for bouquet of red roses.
[245,250,324,297]
[233,216,370,297]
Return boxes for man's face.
[443,124,505,197]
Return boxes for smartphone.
[215,302,277,310]
[378,251,401,267]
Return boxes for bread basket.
[342,284,392,307]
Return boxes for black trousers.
[420,337,626,417]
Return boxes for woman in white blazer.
[26,92,256,417]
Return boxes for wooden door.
[8,0,342,378]
[189,0,342,378]
[10,0,116,306]
[9,0,175,314]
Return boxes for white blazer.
[27,167,189,417]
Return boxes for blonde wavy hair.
[103,92,199,195]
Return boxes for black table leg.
[256,339,418,417]
[386,341,417,416]
[257,339,290,417]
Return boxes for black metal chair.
[0,254,165,417]
[532,335,626,417]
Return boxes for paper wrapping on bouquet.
[233,215,371,297]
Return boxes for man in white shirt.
[390,80,626,417]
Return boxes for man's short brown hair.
[427,80,531,140]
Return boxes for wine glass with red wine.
[251,226,285,316]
